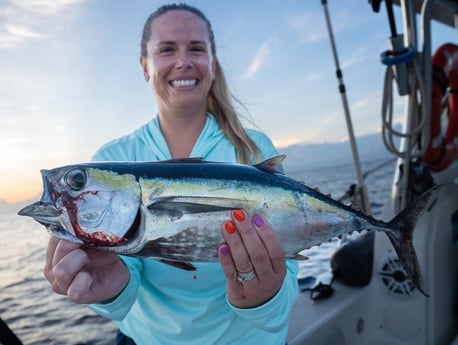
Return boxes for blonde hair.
[141,4,261,164]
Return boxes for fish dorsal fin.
[254,155,286,174]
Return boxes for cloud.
[11,0,84,15]
[287,12,326,43]
[341,46,368,69]
[305,72,323,81]
[0,23,45,48]
[242,38,276,79]
[352,98,369,110]
[0,0,84,48]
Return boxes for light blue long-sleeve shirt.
[89,114,299,345]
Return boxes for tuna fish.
[18,156,437,296]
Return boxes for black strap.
[307,278,335,301]
[0,317,23,345]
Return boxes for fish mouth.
[18,201,83,243]
[18,201,142,247]
[18,201,61,223]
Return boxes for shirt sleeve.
[88,256,143,321]
[228,260,299,332]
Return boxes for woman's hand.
[44,237,129,304]
[218,210,286,308]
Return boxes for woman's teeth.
[171,79,197,87]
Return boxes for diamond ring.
[237,269,256,283]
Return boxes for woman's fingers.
[250,214,286,274]
[218,243,238,283]
[222,210,285,277]
[44,236,130,304]
[219,210,286,308]
[66,270,93,302]
[52,239,81,267]
[222,212,258,275]
[52,247,90,295]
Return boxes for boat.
[1,1,456,344]
[287,1,458,344]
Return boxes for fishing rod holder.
[381,34,415,96]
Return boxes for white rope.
[381,55,429,160]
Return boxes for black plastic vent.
[379,256,416,296]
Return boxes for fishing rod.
[320,0,372,215]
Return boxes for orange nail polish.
[224,221,236,234]
[233,209,245,222]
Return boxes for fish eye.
[64,168,87,191]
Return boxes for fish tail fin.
[385,185,441,297]
[385,231,428,296]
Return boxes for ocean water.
[0,159,394,345]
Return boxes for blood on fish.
[83,231,127,246]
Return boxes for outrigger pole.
[320,0,372,215]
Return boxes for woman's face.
[141,10,216,113]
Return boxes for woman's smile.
[170,78,198,88]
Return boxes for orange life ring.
[424,43,458,171]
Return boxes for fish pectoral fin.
[158,259,197,271]
[148,197,237,216]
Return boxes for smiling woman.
[141,10,216,118]
[1,0,456,206]
[138,5,262,163]
[39,4,299,345]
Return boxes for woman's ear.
[140,57,150,82]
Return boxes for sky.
[0,0,456,204]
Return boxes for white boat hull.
[288,162,458,345]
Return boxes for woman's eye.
[190,46,205,53]
[64,168,87,191]
[159,47,174,53]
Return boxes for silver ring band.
[237,269,256,283]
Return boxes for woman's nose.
[175,51,192,69]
